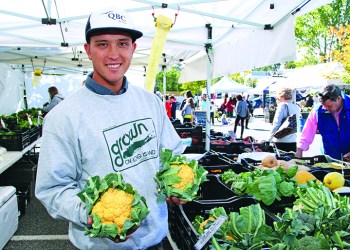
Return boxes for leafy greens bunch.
[155,148,208,203]
[206,181,350,249]
[192,207,232,241]
[207,203,268,250]
[77,172,150,240]
[221,166,298,205]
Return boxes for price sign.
[194,215,228,250]
[193,111,207,127]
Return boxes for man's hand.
[343,152,350,162]
[166,196,186,205]
[296,148,303,158]
[87,216,139,243]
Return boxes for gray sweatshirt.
[35,83,185,249]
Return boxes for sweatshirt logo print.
[103,118,158,170]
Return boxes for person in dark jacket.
[305,95,314,107]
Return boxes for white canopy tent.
[268,62,346,93]
[209,76,252,93]
[0,0,332,150]
[0,0,332,77]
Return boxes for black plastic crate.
[210,143,233,153]
[294,155,328,165]
[29,126,40,143]
[295,155,350,179]
[169,196,275,249]
[0,129,30,151]
[197,174,237,202]
[198,152,249,174]
[0,159,37,201]
[183,146,205,154]
[240,155,293,171]
[274,142,297,152]
[308,169,350,193]
[211,141,274,154]
[176,126,204,146]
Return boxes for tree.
[155,67,181,92]
[295,0,350,64]
[330,24,350,84]
[180,80,207,95]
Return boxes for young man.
[35,7,185,249]
[296,84,350,161]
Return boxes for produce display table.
[0,139,40,175]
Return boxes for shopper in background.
[170,95,177,120]
[42,86,64,113]
[268,87,300,152]
[305,94,314,108]
[200,93,207,111]
[225,97,235,118]
[209,100,215,125]
[243,96,253,129]
[165,95,172,118]
[181,97,195,123]
[180,90,194,110]
[296,84,350,161]
[233,94,248,138]
[35,7,185,250]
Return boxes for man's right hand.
[296,148,303,158]
[87,216,138,243]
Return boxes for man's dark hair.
[318,84,341,103]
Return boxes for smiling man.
[35,7,185,250]
[296,84,350,161]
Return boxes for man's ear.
[84,43,92,60]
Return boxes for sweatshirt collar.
[85,73,128,95]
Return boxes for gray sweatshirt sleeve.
[35,119,87,227]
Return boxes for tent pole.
[162,54,166,101]
[205,24,213,152]
[162,65,166,101]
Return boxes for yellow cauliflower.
[77,172,150,239]
[91,188,134,232]
[155,148,208,202]
[171,164,195,190]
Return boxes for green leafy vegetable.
[155,148,208,203]
[221,167,298,205]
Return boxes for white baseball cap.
[85,8,143,43]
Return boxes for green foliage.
[221,167,298,205]
[180,79,208,95]
[155,67,181,92]
[295,0,350,63]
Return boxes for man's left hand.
[166,196,186,205]
[343,152,350,162]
